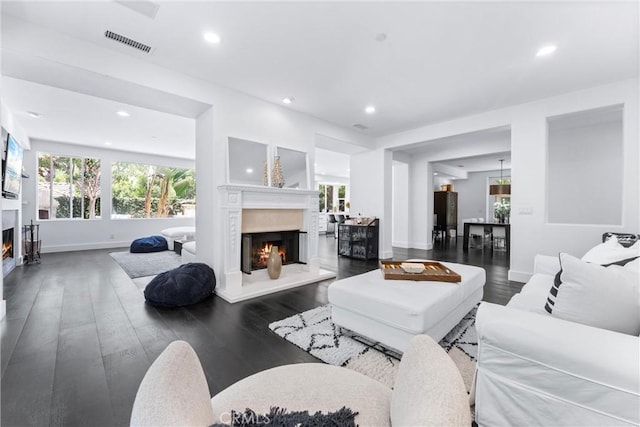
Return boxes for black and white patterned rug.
[269,304,477,390]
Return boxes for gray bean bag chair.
[144,263,216,307]
[130,235,168,253]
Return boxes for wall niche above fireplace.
[226,137,310,190]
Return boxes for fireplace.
[241,230,304,274]
[2,228,14,261]
[217,185,335,303]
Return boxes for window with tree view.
[37,153,101,220]
[111,162,195,219]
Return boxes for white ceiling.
[315,148,350,179]
[3,78,195,158]
[2,0,639,165]
[435,152,511,174]
[2,0,638,138]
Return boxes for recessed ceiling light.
[246,168,253,174]
[433,172,438,176]
[204,32,221,44]
[105,141,112,146]
[116,110,130,117]
[282,97,294,104]
[451,177,457,180]
[27,111,41,118]
[457,165,464,168]
[365,105,376,114]
[536,45,557,57]
[375,33,387,42]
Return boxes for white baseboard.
[392,240,411,248]
[379,249,393,259]
[42,240,131,253]
[508,270,532,283]
[409,241,432,250]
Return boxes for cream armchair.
[130,335,471,426]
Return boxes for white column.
[219,188,242,295]
[195,107,215,268]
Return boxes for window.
[111,161,196,219]
[318,184,326,212]
[338,185,346,212]
[37,153,101,220]
[489,176,511,222]
[317,183,348,212]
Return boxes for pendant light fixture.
[489,159,511,196]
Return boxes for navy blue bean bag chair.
[144,263,216,307]
[130,235,168,253]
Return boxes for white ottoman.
[161,226,196,250]
[181,241,196,264]
[328,261,485,352]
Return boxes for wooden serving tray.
[380,260,462,282]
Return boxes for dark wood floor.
[1,235,522,426]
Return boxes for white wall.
[22,139,196,252]
[377,79,639,281]
[392,161,409,247]
[0,94,31,319]
[548,118,623,225]
[406,159,433,250]
[350,148,393,258]
[433,176,454,191]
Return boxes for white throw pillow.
[582,238,640,265]
[549,253,640,335]
[625,257,640,274]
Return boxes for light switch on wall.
[519,207,534,215]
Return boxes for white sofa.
[181,241,196,264]
[161,226,195,250]
[475,254,640,426]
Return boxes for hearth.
[241,230,303,274]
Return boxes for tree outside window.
[326,185,334,212]
[318,184,326,212]
[111,161,196,219]
[338,185,346,212]
[37,153,101,220]
[318,183,349,212]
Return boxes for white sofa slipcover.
[161,226,195,250]
[181,241,196,264]
[474,255,640,426]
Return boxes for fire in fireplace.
[241,230,304,274]
[255,243,286,268]
[2,228,14,261]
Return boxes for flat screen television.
[2,134,24,199]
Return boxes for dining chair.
[327,214,338,238]
[335,214,346,239]
[492,226,507,251]
[469,225,488,249]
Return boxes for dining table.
[463,222,510,254]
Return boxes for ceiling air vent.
[353,123,369,130]
[104,30,152,53]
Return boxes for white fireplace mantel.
[216,185,335,302]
